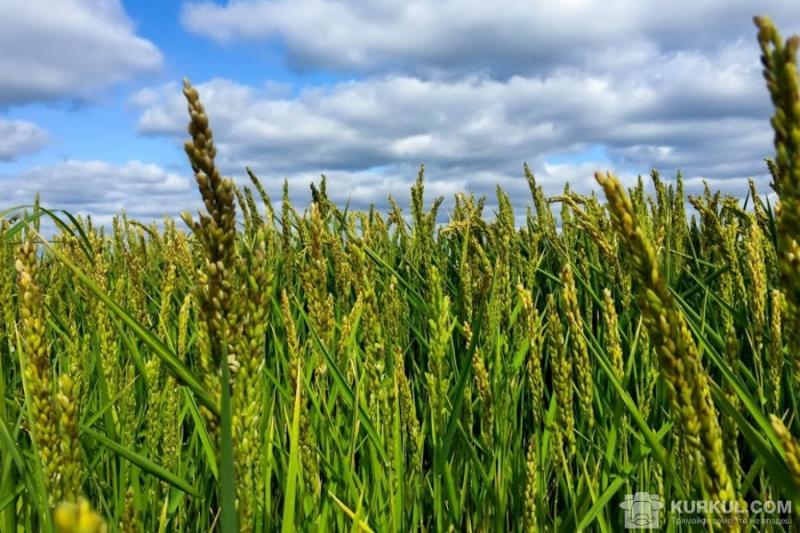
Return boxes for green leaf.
[281,364,303,533]
[81,425,199,497]
[34,229,218,415]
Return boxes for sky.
[1,0,799,226]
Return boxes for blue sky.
[1,0,798,224]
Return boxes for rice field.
[0,15,799,533]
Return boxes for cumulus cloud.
[0,160,195,224]
[0,119,48,161]
[1,0,779,223]
[0,0,162,106]
[130,34,775,210]
[181,0,800,75]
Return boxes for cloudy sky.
[1,0,798,224]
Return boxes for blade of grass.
[281,363,303,533]
[81,425,199,497]
[33,228,218,415]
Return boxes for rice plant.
[0,15,799,532]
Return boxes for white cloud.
[1,160,195,222]
[130,35,775,209]
[2,0,783,223]
[0,119,48,161]
[0,0,162,106]
[181,0,800,75]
